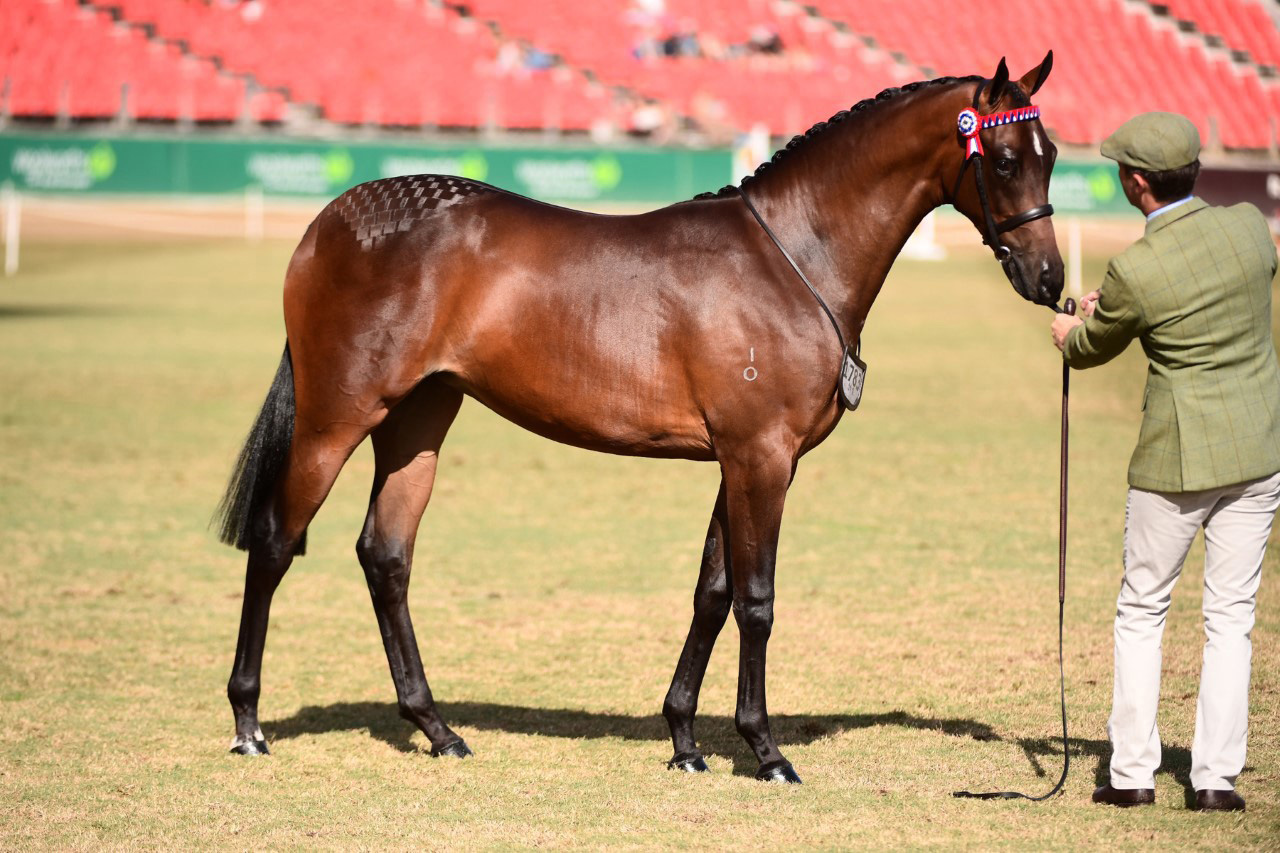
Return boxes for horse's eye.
[995,158,1016,177]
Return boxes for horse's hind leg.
[227,421,373,754]
[663,482,731,772]
[355,377,469,756]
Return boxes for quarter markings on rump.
[334,175,493,251]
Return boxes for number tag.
[839,344,867,411]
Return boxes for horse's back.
[282,176,827,459]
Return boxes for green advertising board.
[0,133,731,204]
[1047,160,1129,214]
[0,131,1130,213]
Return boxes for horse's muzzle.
[1003,252,1063,307]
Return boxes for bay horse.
[216,54,1063,784]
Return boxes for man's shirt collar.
[1146,195,1194,221]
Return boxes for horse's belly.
[427,267,713,458]
[448,371,714,461]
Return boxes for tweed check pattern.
[1064,198,1280,491]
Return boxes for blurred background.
[0,0,1278,260]
[3,6,1280,844]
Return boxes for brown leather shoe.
[1195,789,1245,812]
[1092,783,1155,807]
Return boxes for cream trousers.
[1109,470,1280,792]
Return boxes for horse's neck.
[747,92,959,342]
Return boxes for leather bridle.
[949,81,1055,262]
[945,85,1073,803]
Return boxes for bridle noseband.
[950,82,1054,261]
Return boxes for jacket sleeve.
[1063,258,1145,369]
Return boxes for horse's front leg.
[722,445,801,783]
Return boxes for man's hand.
[1080,289,1101,317]
[1051,313,1083,352]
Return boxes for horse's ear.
[987,57,1010,106]
[1020,50,1054,97]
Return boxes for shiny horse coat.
[216,56,1062,782]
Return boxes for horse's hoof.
[431,739,473,758]
[229,738,270,756]
[756,760,802,784]
[667,752,710,773]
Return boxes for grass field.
[1,230,1278,849]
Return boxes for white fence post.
[902,210,946,260]
[1067,216,1082,300]
[2,182,19,277]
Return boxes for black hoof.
[756,760,802,784]
[431,739,473,758]
[229,738,269,756]
[667,752,710,773]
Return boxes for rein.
[735,186,845,353]
[738,81,1072,798]
[954,297,1075,802]
[737,185,872,410]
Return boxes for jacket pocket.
[1130,385,1180,490]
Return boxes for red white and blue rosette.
[957,107,982,158]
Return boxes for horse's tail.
[214,342,306,555]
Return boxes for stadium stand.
[462,0,919,138]
[1,0,263,122]
[1151,0,1280,69]
[96,0,600,129]
[808,0,1278,149]
[2,0,1277,150]
[93,0,617,129]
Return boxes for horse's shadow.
[264,699,1194,797]
[0,304,130,320]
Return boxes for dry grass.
[1,235,1278,849]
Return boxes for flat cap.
[1100,112,1201,170]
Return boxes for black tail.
[214,342,306,555]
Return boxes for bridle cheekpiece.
[952,88,1053,263]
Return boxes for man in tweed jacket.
[1051,112,1280,812]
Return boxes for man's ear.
[1119,166,1150,201]
[1129,168,1150,196]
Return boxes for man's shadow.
[264,699,1196,797]
[990,731,1197,806]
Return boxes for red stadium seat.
[807,0,1277,147]
[2,0,1276,147]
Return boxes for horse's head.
[951,53,1063,307]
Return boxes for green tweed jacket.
[1064,197,1280,492]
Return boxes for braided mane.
[694,75,984,200]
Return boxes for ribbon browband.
[958,105,1042,159]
